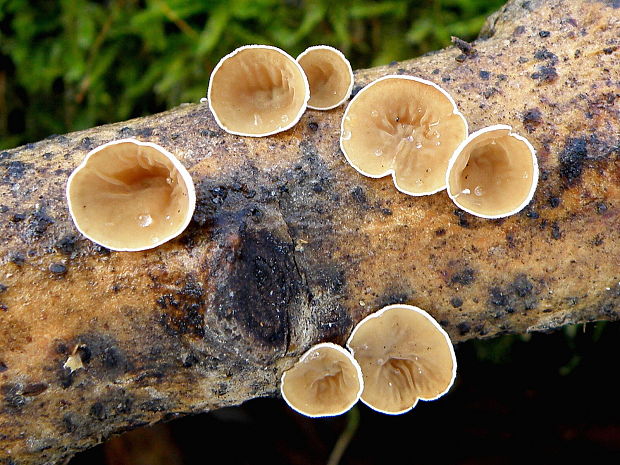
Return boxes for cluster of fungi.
[66,44,539,417]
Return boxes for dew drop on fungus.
[374,149,383,157]
[138,214,153,227]
[474,186,484,196]
[371,110,379,117]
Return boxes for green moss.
[0,0,504,149]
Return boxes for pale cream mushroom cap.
[296,45,354,110]
[446,124,539,219]
[281,342,363,418]
[346,304,457,415]
[207,45,310,137]
[66,139,196,251]
[340,75,468,196]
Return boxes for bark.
[1,0,619,463]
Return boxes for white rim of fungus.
[280,342,364,418]
[346,304,457,415]
[296,45,354,111]
[207,44,310,137]
[340,74,468,197]
[66,138,196,252]
[445,124,539,219]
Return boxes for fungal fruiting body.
[208,45,310,137]
[66,139,196,251]
[446,125,539,218]
[296,45,354,110]
[346,304,457,415]
[281,342,363,417]
[340,75,468,196]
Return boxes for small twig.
[326,407,360,465]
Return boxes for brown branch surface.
[1,0,619,463]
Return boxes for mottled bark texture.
[1,0,619,463]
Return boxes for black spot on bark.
[308,121,319,131]
[26,207,55,239]
[531,66,558,83]
[538,30,550,37]
[522,108,543,132]
[10,213,26,222]
[511,274,533,297]
[9,252,25,265]
[451,267,476,286]
[158,275,206,338]
[0,284,6,294]
[21,383,48,396]
[63,413,78,433]
[435,228,446,236]
[548,196,561,208]
[451,36,476,56]
[182,353,199,368]
[1,383,26,410]
[451,297,463,308]
[456,322,471,335]
[490,287,509,307]
[90,402,106,420]
[551,222,561,239]
[559,137,587,185]
[351,186,367,205]
[513,25,526,36]
[533,49,558,64]
[479,70,490,80]
[596,202,608,214]
[49,263,67,275]
[2,160,27,181]
[56,235,78,255]
[213,227,297,351]
[453,209,470,228]
[0,361,7,372]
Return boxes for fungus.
[446,124,538,218]
[281,342,363,417]
[296,45,354,110]
[208,45,309,137]
[340,75,467,196]
[346,304,457,415]
[66,139,196,251]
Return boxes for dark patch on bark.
[531,65,558,83]
[26,207,55,240]
[56,235,78,256]
[90,402,107,420]
[533,48,558,64]
[456,322,471,335]
[0,361,7,372]
[1,160,28,181]
[523,108,543,132]
[351,186,367,206]
[1,383,26,411]
[559,137,587,185]
[21,383,48,396]
[450,266,476,286]
[158,275,206,338]
[63,333,132,381]
[212,226,296,351]
[451,297,463,308]
[49,263,67,275]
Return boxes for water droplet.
[461,188,471,195]
[371,110,379,117]
[165,215,171,221]
[377,358,384,365]
[435,141,441,146]
[280,114,289,123]
[474,185,484,196]
[341,130,352,141]
[166,177,173,185]
[523,172,529,179]
[430,121,439,127]
[426,168,432,173]
[138,214,153,227]
[415,142,423,149]
[405,135,414,142]
[374,149,383,157]
[253,114,262,126]
[199,97,208,103]
[491,140,497,145]
[344,116,351,122]
[415,179,423,185]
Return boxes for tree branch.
[1,0,619,463]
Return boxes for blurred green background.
[0,0,505,150]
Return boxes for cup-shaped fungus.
[281,342,363,417]
[296,45,354,110]
[446,124,538,218]
[346,304,456,415]
[340,75,467,196]
[66,139,196,251]
[208,45,309,137]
